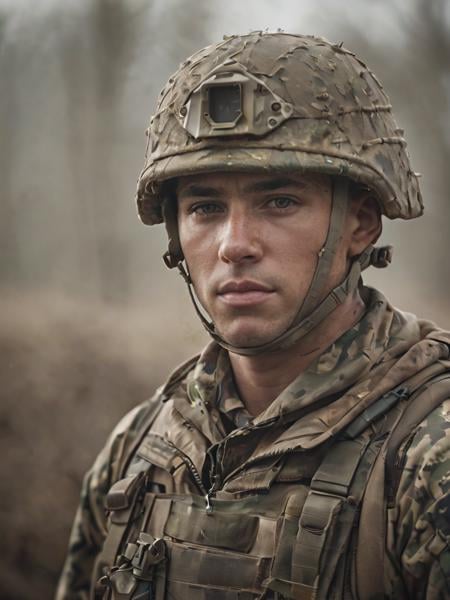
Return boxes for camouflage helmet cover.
[137,32,423,225]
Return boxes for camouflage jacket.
[56,288,450,599]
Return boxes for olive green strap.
[385,373,450,504]
[268,437,376,600]
[298,178,349,317]
[185,243,373,356]
[119,393,165,479]
[356,373,450,600]
[292,493,344,598]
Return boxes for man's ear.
[347,192,382,258]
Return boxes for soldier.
[57,33,450,599]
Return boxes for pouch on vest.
[268,434,384,600]
[102,532,167,600]
[92,471,155,600]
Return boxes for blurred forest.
[0,0,449,597]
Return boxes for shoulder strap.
[118,353,200,478]
[356,371,450,600]
[118,395,165,479]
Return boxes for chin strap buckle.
[162,251,178,269]
[131,535,166,580]
[370,245,393,268]
[163,251,192,284]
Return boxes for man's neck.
[228,292,366,417]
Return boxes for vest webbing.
[268,435,384,600]
[92,362,450,599]
[94,408,390,599]
[258,360,450,599]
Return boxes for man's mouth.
[217,280,275,307]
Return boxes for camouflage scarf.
[184,287,443,449]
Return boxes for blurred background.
[0,0,449,597]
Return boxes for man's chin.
[215,323,285,350]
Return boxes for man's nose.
[217,209,263,264]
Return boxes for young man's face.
[177,171,354,348]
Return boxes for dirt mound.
[0,291,200,599]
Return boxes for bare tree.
[0,12,22,285]
[60,0,144,303]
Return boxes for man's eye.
[268,196,296,209]
[190,202,222,216]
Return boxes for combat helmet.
[136,32,423,355]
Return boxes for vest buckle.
[131,533,166,581]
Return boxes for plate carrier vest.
[92,348,450,600]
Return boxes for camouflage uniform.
[57,33,450,600]
[56,288,450,599]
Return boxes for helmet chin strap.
[162,179,392,356]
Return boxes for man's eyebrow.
[178,184,223,198]
[242,177,306,194]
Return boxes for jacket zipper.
[164,439,208,497]
[205,442,225,514]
